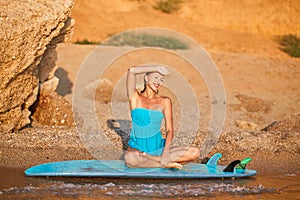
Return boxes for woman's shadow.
[106,119,131,151]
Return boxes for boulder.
[0,0,75,132]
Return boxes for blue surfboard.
[24,159,256,179]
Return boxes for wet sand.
[0,166,299,199]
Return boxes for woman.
[124,64,200,169]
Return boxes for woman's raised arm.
[126,67,137,100]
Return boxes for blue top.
[128,108,165,156]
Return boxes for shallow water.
[0,167,299,200]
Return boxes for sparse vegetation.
[154,0,183,13]
[74,39,99,45]
[277,34,300,58]
[102,32,189,50]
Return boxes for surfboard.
[24,159,256,179]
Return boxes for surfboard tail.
[223,157,253,172]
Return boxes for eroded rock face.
[32,90,74,127]
[0,0,75,132]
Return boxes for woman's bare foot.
[165,162,183,169]
[143,153,182,169]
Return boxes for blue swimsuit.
[128,108,165,156]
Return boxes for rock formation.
[0,0,75,132]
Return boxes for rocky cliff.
[0,0,75,132]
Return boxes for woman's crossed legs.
[124,146,200,169]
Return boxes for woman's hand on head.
[156,65,169,75]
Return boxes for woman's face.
[146,72,164,92]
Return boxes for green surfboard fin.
[236,158,252,170]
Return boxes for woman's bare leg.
[124,149,182,169]
[169,146,200,163]
[124,146,200,169]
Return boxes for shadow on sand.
[106,119,131,151]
